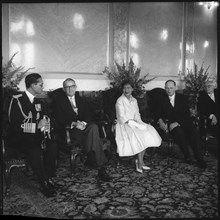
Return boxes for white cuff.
[209,114,214,119]
[82,121,87,126]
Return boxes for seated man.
[197,79,219,144]
[51,78,111,181]
[6,73,58,197]
[155,79,206,170]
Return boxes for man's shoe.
[104,149,112,161]
[97,167,111,181]
[84,159,98,168]
[197,159,207,170]
[48,178,60,189]
[184,158,193,165]
[40,181,57,198]
[84,151,98,168]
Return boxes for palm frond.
[103,58,157,97]
[2,52,33,90]
[184,62,210,94]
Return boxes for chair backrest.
[102,88,121,122]
[102,87,168,123]
[146,88,167,121]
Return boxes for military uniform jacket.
[8,92,47,136]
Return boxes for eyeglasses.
[34,83,43,88]
[64,85,76,89]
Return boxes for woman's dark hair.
[121,79,134,89]
[25,73,42,88]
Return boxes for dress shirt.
[208,93,215,102]
[25,90,35,103]
[169,94,175,107]
[68,95,87,126]
[68,95,78,114]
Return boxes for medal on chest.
[35,103,41,112]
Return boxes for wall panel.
[9,3,108,74]
[129,2,183,77]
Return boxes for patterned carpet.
[3,142,219,219]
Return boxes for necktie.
[70,97,78,115]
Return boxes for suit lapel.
[207,92,215,103]
[64,93,77,116]
[75,94,82,114]
[165,95,174,119]
[173,93,180,115]
[214,89,218,103]
[174,93,177,108]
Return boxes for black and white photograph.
[1,1,219,218]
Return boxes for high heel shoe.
[142,165,151,170]
[135,160,143,174]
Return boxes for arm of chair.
[2,135,6,159]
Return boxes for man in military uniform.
[6,73,58,197]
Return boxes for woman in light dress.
[115,80,162,173]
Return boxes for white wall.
[18,78,111,91]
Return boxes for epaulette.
[12,94,23,99]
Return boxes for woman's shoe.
[135,160,143,174]
[142,165,151,170]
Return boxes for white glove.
[128,120,146,130]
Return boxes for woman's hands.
[71,120,86,130]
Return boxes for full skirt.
[115,122,162,157]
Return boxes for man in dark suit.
[6,73,58,197]
[155,80,206,170]
[198,81,219,136]
[197,80,219,143]
[52,78,111,181]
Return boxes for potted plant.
[2,52,34,132]
[103,58,156,99]
[184,62,210,116]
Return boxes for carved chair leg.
[4,161,26,197]
[167,138,173,166]
[70,150,78,178]
[4,165,11,197]
[115,153,120,169]
[204,137,209,156]
[148,147,157,165]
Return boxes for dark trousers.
[170,124,202,160]
[157,124,202,160]
[6,133,57,185]
[69,123,107,166]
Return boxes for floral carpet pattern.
[3,143,219,219]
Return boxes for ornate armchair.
[2,89,27,197]
[2,134,27,197]
[102,88,158,168]
[46,88,109,177]
[199,115,218,156]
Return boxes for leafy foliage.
[184,62,210,111]
[2,52,34,91]
[184,62,210,94]
[103,58,156,98]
